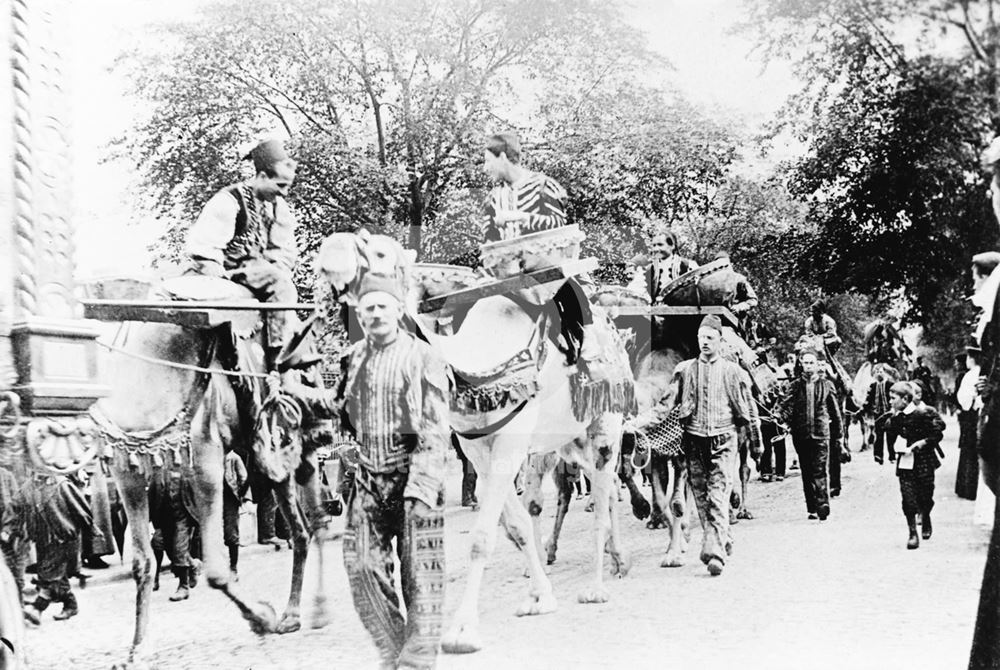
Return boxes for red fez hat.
[699,314,724,334]
[358,273,404,303]
[245,139,291,173]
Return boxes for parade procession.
[9,0,1000,669]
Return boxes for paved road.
[20,416,989,669]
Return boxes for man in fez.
[185,137,299,369]
[284,274,449,669]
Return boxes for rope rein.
[96,338,270,379]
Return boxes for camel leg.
[519,452,551,574]
[605,471,631,579]
[662,458,689,568]
[502,488,557,617]
[189,411,276,635]
[619,433,650,520]
[442,425,542,655]
[578,442,616,604]
[646,452,670,529]
[295,452,330,630]
[622,466,651,521]
[736,442,753,521]
[114,469,155,669]
[272,476,311,634]
[544,458,574,566]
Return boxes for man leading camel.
[481,132,606,376]
[284,274,449,670]
[668,314,761,576]
[186,137,299,369]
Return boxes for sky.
[66,0,798,277]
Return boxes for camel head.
[316,230,415,303]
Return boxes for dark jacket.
[778,375,843,443]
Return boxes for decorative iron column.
[0,0,107,473]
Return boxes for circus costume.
[668,315,761,575]
[287,275,449,669]
[185,139,299,363]
[11,473,93,622]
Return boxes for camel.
[315,231,635,655]
[86,278,329,669]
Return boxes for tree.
[114,0,655,275]
[738,0,1000,353]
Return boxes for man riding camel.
[804,300,841,355]
[627,227,699,304]
[185,137,299,369]
[481,132,607,376]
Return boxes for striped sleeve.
[519,174,567,232]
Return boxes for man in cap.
[186,138,299,368]
[283,273,449,670]
[481,132,607,376]
[667,314,761,576]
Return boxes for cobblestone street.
[20,417,988,669]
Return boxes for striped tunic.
[688,355,738,437]
[351,339,414,474]
[484,171,568,241]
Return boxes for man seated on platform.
[714,251,758,343]
[627,227,699,304]
[185,137,299,369]
[804,299,841,355]
[481,132,607,377]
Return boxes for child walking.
[885,381,946,549]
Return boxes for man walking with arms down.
[284,274,449,669]
[669,314,761,576]
[778,349,843,521]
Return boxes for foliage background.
[111,0,1000,376]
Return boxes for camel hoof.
[276,612,302,635]
[646,515,667,530]
[441,623,483,654]
[611,551,632,578]
[310,595,331,630]
[632,498,651,520]
[544,539,558,565]
[515,592,558,616]
[577,586,610,604]
[730,491,741,509]
[670,497,685,518]
[736,508,754,520]
[660,552,684,568]
[244,600,278,635]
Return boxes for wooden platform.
[417,258,599,314]
[611,305,739,327]
[81,299,318,329]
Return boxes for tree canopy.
[739,0,1000,362]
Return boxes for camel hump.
[659,257,737,306]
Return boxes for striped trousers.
[343,470,445,669]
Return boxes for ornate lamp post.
[0,0,108,474]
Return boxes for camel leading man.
[284,273,450,670]
[668,314,761,576]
